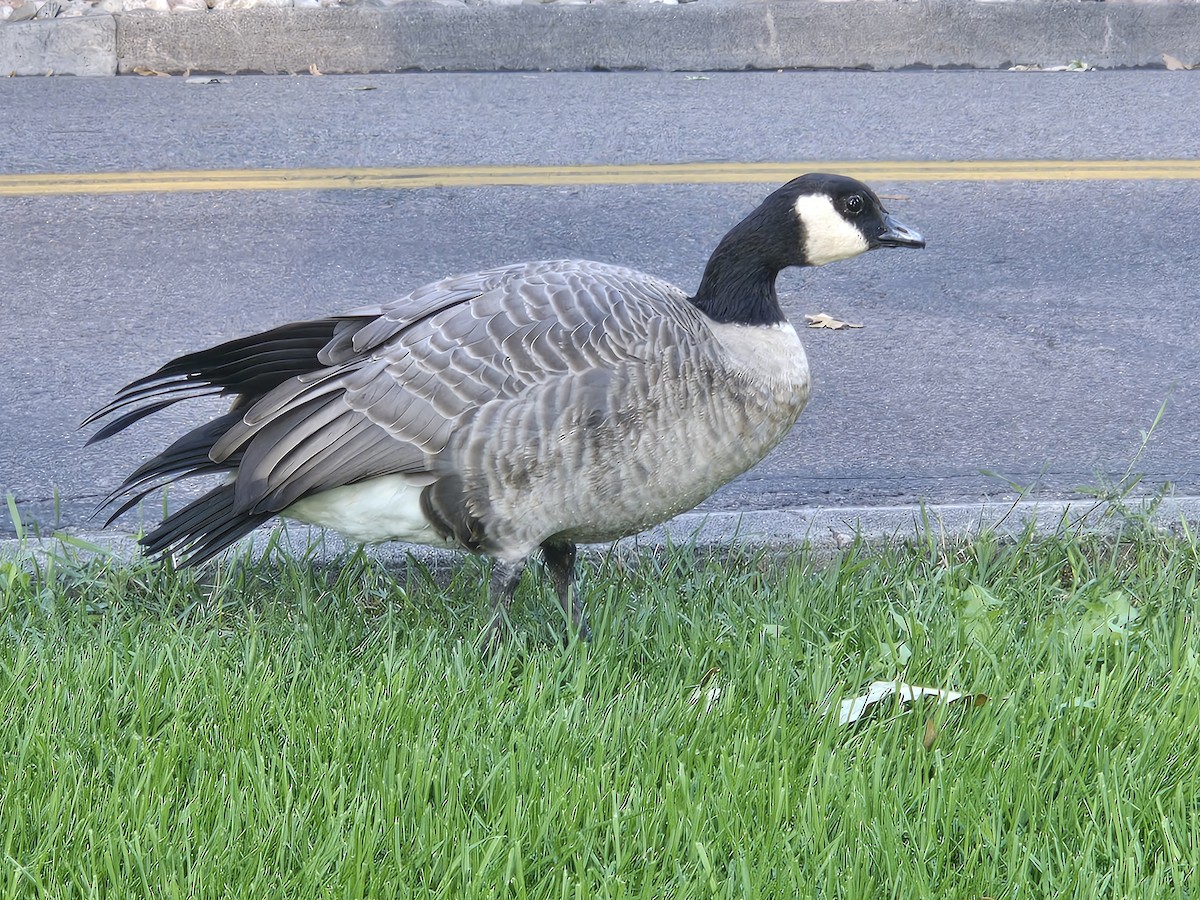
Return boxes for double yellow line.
[2,159,1199,196]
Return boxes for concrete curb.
[4,496,1196,570]
[1,13,114,75]
[3,1,1200,77]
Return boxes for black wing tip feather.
[83,316,348,439]
[90,412,245,526]
[85,397,193,444]
[138,483,272,567]
[85,317,351,533]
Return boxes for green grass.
[2,524,1199,899]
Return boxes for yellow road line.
[2,159,1200,196]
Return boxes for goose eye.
[844,194,864,215]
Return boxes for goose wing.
[197,260,709,516]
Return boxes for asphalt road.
[1,71,1198,538]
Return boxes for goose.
[86,173,924,647]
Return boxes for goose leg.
[542,542,590,643]
[480,558,526,653]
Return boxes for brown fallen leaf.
[133,66,171,77]
[922,717,938,751]
[805,313,863,330]
[309,63,323,76]
[1163,53,1194,71]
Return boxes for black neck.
[688,208,793,327]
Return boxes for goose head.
[691,173,925,326]
[786,173,926,266]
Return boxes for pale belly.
[283,475,457,548]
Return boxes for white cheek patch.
[793,194,870,266]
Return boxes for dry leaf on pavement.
[805,313,863,330]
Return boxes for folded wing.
[88,260,705,561]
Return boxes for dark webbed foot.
[541,541,591,644]
[479,558,525,655]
